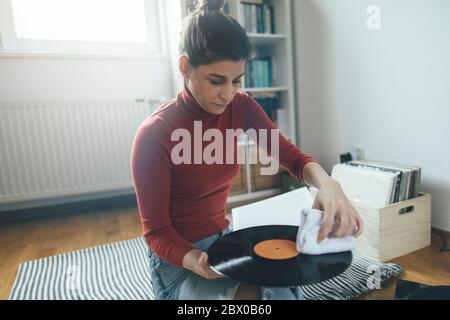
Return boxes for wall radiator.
[0,99,161,210]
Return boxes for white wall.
[293,0,450,231]
[0,56,173,101]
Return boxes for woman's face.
[180,56,246,115]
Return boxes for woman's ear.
[179,55,191,80]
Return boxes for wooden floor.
[1,204,449,300]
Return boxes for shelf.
[247,33,286,39]
[180,0,298,200]
[243,87,289,93]
[227,188,282,204]
[237,139,256,147]
[247,33,287,46]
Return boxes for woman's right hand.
[182,248,224,280]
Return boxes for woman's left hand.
[312,179,364,243]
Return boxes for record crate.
[351,193,432,262]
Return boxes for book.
[240,2,274,34]
[263,5,274,34]
[251,93,279,122]
[246,57,273,88]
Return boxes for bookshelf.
[180,0,297,204]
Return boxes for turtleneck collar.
[179,83,221,120]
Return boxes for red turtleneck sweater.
[131,87,318,268]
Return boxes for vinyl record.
[207,225,352,287]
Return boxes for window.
[0,0,165,56]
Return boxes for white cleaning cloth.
[296,208,356,255]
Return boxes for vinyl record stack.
[329,160,431,262]
[348,160,421,205]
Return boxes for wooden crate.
[248,145,281,191]
[229,145,248,196]
[251,164,282,191]
[352,193,432,262]
[230,164,247,196]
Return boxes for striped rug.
[9,237,155,300]
[9,237,401,300]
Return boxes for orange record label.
[253,239,299,260]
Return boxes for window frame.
[0,0,167,59]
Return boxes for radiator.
[0,99,162,208]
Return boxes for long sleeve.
[131,117,194,268]
[242,94,318,184]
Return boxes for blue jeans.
[148,227,304,300]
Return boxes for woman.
[131,0,363,300]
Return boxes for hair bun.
[195,0,226,12]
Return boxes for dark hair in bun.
[195,0,226,12]
[179,0,254,68]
